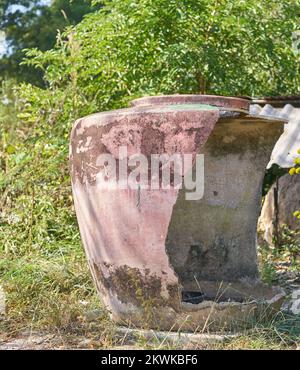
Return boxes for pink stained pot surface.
[70,97,222,326]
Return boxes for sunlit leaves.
[22,0,300,107]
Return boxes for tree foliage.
[0,0,98,85]
[23,0,300,104]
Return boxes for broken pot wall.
[166,115,284,293]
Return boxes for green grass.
[1,228,300,349]
[0,80,103,340]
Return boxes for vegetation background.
[0,0,300,349]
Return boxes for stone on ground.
[0,285,5,317]
[259,174,300,244]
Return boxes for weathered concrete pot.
[70,95,286,332]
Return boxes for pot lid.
[131,94,250,113]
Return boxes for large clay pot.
[70,95,285,331]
